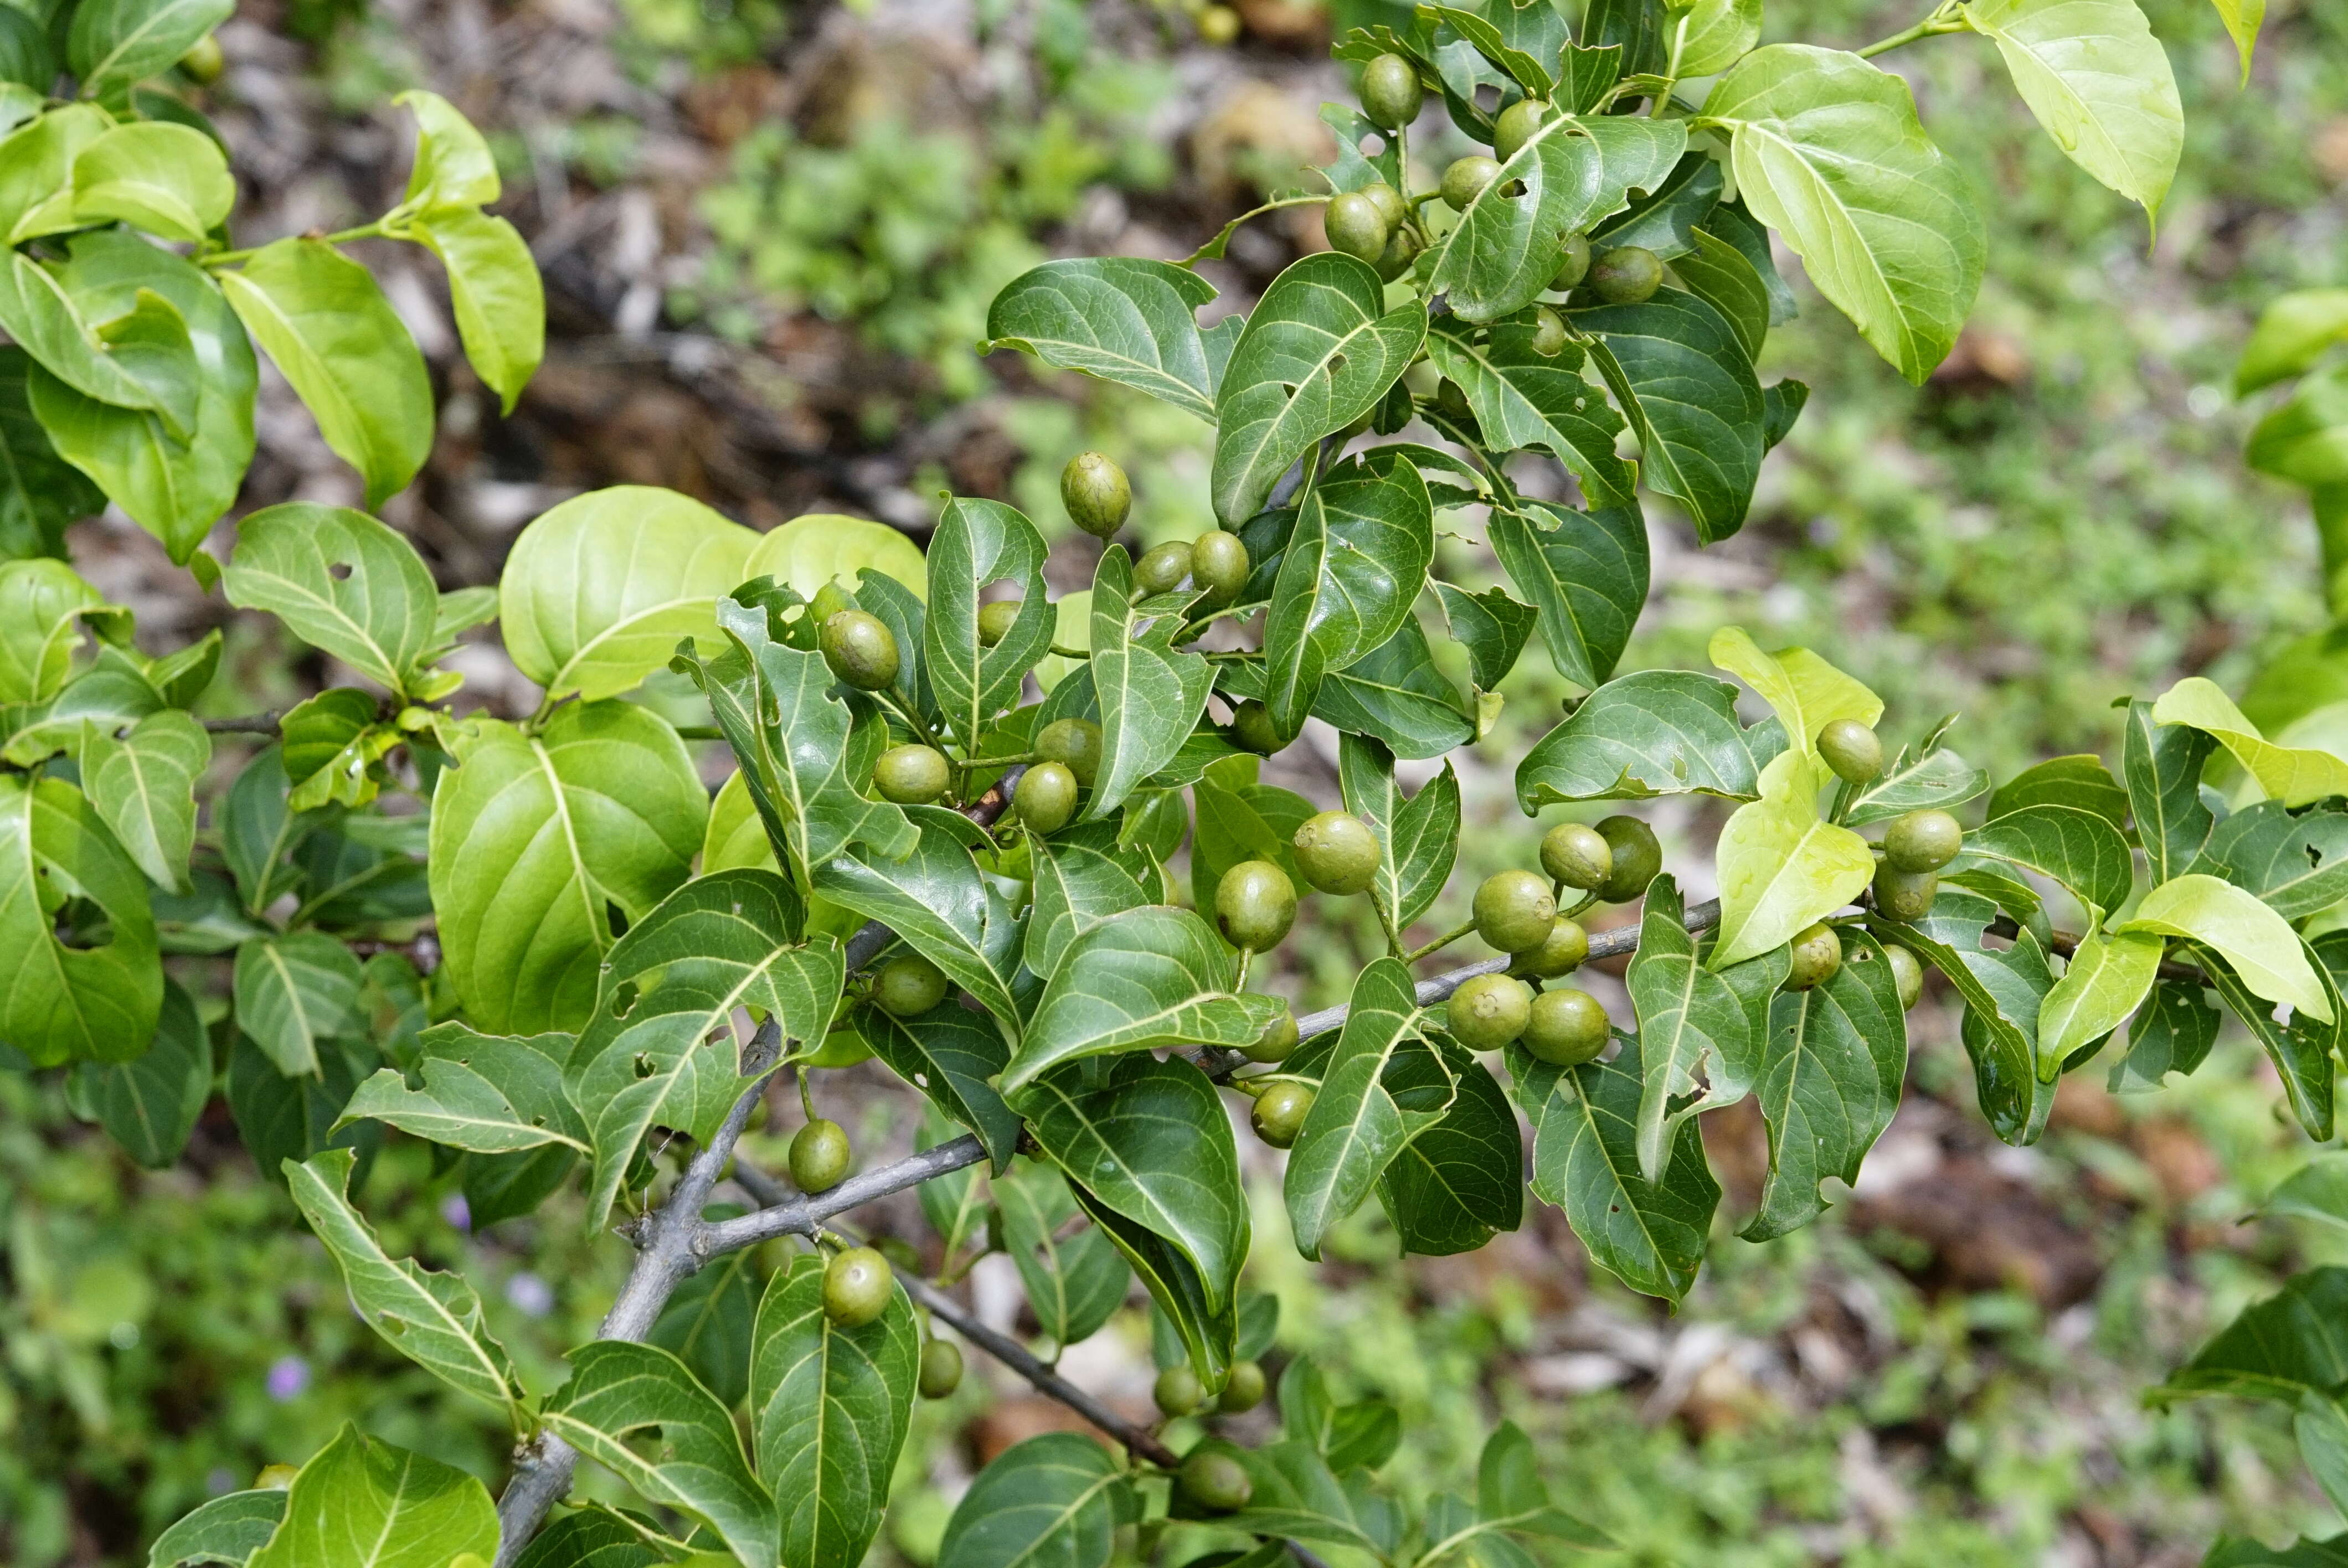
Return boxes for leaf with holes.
[2206,802,2348,920]
[1427,317,1634,507]
[338,1022,586,1157]
[224,504,440,699]
[1625,876,1760,1180]
[0,773,160,1067]
[2107,976,2222,1094]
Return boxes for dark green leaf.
[1960,803,2134,919]
[1213,1439,1393,1551]
[1589,151,1722,259]
[1069,1175,1236,1389]
[225,1033,378,1188]
[985,259,1224,421]
[66,976,208,1168]
[1378,1042,1522,1255]
[1625,875,1758,1182]
[2123,695,2215,883]
[2106,976,2221,1095]
[1515,669,1759,807]
[1428,318,1634,507]
[1029,828,1151,982]
[1744,931,1907,1240]
[0,345,102,559]
[2205,802,2348,920]
[0,772,161,1066]
[1189,763,1312,911]
[1583,0,1668,76]
[1085,547,1213,820]
[2160,1267,2348,1406]
[1433,581,1537,693]
[1701,198,1797,326]
[938,1433,1134,1568]
[995,1162,1130,1349]
[1577,288,1764,543]
[923,497,1054,749]
[1870,888,2041,1139]
[220,745,315,915]
[1285,957,1450,1260]
[2199,938,2339,1142]
[1485,499,1647,692]
[509,1510,667,1568]
[862,1004,1022,1168]
[1339,733,1460,931]
[1294,616,1475,759]
[1670,228,1769,361]
[815,817,1024,1028]
[2205,1534,2348,1566]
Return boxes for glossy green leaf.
[246,1423,496,1568]
[1701,45,1984,383]
[219,239,432,508]
[427,703,705,1034]
[1516,669,1760,806]
[2248,366,2348,488]
[1626,876,1759,1180]
[0,8,51,92]
[0,772,161,1066]
[1963,803,2134,919]
[2106,975,2221,1094]
[540,1340,777,1566]
[1867,889,2039,1140]
[2121,874,2332,1023]
[1282,616,1476,760]
[750,1252,919,1568]
[1460,1419,1616,1549]
[815,818,1023,1027]
[1960,0,2181,215]
[1339,733,1460,931]
[224,504,439,698]
[1085,547,1213,820]
[2035,924,2162,1079]
[573,869,845,1231]
[1001,906,1279,1093]
[1187,764,1311,909]
[2161,1267,2348,1406]
[0,557,120,703]
[1261,449,1434,739]
[1843,729,1990,826]
[1027,827,1151,984]
[2238,288,2348,396]
[1712,750,1876,968]
[2204,802,2348,920]
[339,1022,586,1156]
[862,1003,1021,1167]
[0,251,194,429]
[1985,756,2125,830]
[923,496,1053,748]
[1210,254,1427,525]
[77,708,205,892]
[1286,958,1450,1260]
[1378,1042,1522,1256]
[146,1488,286,1568]
[2123,697,2215,882]
[1433,581,1537,694]
[279,689,397,813]
[0,347,103,558]
[938,1433,1134,1568]
[1069,1169,1237,1391]
[1578,288,1764,542]
[285,1148,525,1422]
[391,88,498,209]
[0,105,111,244]
[1671,226,1771,361]
[2194,935,2340,1141]
[66,976,208,1169]
[69,0,235,101]
[233,930,362,1078]
[1426,318,1634,508]
[2153,677,2348,807]
[226,1033,379,1187]
[742,513,926,602]
[410,207,544,415]
[995,1161,1130,1348]
[1588,148,1724,258]
[985,258,1225,421]
[70,121,233,240]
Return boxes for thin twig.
[700,1136,992,1255]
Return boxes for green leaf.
[1709,625,1883,755]
[0,9,52,92]
[1962,803,2134,919]
[1210,1438,1393,1550]
[66,975,208,1168]
[1712,750,1876,968]
[922,496,1054,749]
[147,1489,286,1568]
[0,556,121,703]
[2122,874,2332,1023]
[218,239,432,508]
[69,0,235,102]
[1588,148,1724,259]
[507,1510,669,1568]
[2160,1267,2348,1406]
[1285,957,1450,1260]
[426,703,705,1034]
[2248,365,2348,488]
[1626,876,1759,1180]
[0,250,194,429]
[1577,288,1764,542]
[233,930,362,1078]
[1959,0,2181,215]
[390,88,498,211]
[1701,45,1984,383]
[1987,754,2129,828]
[1867,889,2042,1141]
[0,347,102,558]
[1188,765,1312,909]
[1516,669,1760,806]
[2201,0,2264,82]
[1278,1356,1402,1472]
[338,1022,586,1156]
[750,1252,919,1568]
[224,504,439,698]
[1844,727,1990,826]
[1425,112,1687,325]
[985,259,1225,421]
[279,688,394,813]
[1665,0,1762,74]
[1339,733,1460,931]
[1261,449,1434,739]
[2035,925,2162,1079]
[2205,802,2348,920]
[1512,1027,1721,1305]
[70,121,233,240]
[1427,319,1634,509]
[1016,1053,1248,1314]
[1027,827,1151,982]
[2205,1536,2348,1567]
[2238,288,2348,396]
[246,1423,497,1568]
[499,486,760,703]
[0,105,111,243]
[1378,1042,1522,1256]
[1433,581,1537,694]
[2195,935,2340,1141]
[540,1340,777,1565]
[1068,1173,1237,1390]
[814,819,1023,1027]
[0,772,161,1066]
[573,869,846,1231]
[2153,677,2348,808]
[1210,254,1427,525]
[938,1433,1134,1568]
[861,1004,1022,1167]
[2123,697,2215,883]
[1671,226,1771,361]
[1084,548,1213,820]
[284,1148,525,1422]
[2107,975,2221,1094]
[1280,615,1477,760]
[1462,1420,1616,1549]
[1001,906,1279,1093]
[76,708,205,892]
[995,1161,1131,1348]
[743,514,927,603]
[2264,1151,2348,1232]
[409,207,543,415]
[225,1033,379,1187]
[651,1242,761,1409]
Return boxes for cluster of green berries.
[1154,1357,1269,1419]
[1062,451,1252,605]
[1810,719,1964,927]
[1322,181,1423,282]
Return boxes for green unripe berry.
[1493,97,1551,162]
[874,953,949,1017]
[1541,822,1611,890]
[874,744,950,804]
[789,1117,852,1192]
[1198,3,1240,43]
[1181,1451,1254,1513]
[1134,541,1193,596]
[1325,191,1391,263]
[1586,245,1663,306]
[1441,155,1502,212]
[1219,1359,1268,1412]
[1360,53,1424,130]
[1034,718,1104,788]
[1530,306,1567,358]
[1551,231,1592,291]
[1448,973,1533,1049]
[1512,916,1589,979]
[1522,987,1609,1066]
[1594,815,1662,903]
[1191,530,1250,607]
[1016,762,1079,835]
[1872,864,1938,923]
[1230,699,1283,755]
[1216,860,1296,951]
[919,1339,964,1399]
[1475,869,1557,953]
[1817,719,1883,784]
[1435,378,1473,423]
[181,32,225,83]
[977,599,1022,647]
[1886,943,1925,1010]
[1155,1365,1204,1417]
[822,1246,894,1327]
[1062,452,1131,538]
[1784,922,1843,992]
[811,582,855,625]
[1884,810,1964,873]
[820,610,899,690]
[1376,225,1423,282]
[1293,811,1380,895]
[1251,1080,1315,1147]
[1246,1004,1300,1064]
[1361,182,1407,230]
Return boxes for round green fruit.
[789,1118,851,1192]
[1441,154,1502,211]
[1586,245,1662,305]
[1884,810,1964,873]
[1539,821,1611,890]
[1230,699,1284,755]
[1219,1360,1268,1413]
[1512,916,1589,979]
[1191,530,1250,606]
[977,599,1022,647]
[1872,864,1938,923]
[1360,53,1424,130]
[1156,1365,1204,1417]
[1361,182,1407,229]
[1448,972,1532,1049]
[1817,719,1883,784]
[181,32,225,82]
[874,744,950,804]
[1785,922,1843,992]
[1246,1004,1300,1064]
[1216,860,1297,951]
[820,610,899,691]
[1062,452,1131,538]
[1885,943,1925,1010]
[1522,987,1609,1066]
[822,1247,894,1328]
[1035,718,1104,788]
[1551,231,1592,291]
[1530,306,1567,358]
[1594,816,1662,903]
[1181,1451,1254,1513]
[1376,225,1422,282]
[1493,97,1550,161]
[1475,869,1557,953]
[1015,762,1080,835]
[874,953,949,1017]
[919,1339,964,1399]
[1293,811,1380,895]
[1325,192,1391,263]
[1252,1081,1314,1147]
[1135,541,1193,596]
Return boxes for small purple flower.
[441,1194,472,1232]
[265,1355,310,1402]
[505,1273,554,1318]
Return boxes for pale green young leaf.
[233,930,362,1077]
[0,557,121,703]
[2247,366,2348,489]
[338,1022,586,1155]
[2120,874,2332,1023]
[410,208,543,414]
[2237,288,2348,396]
[2152,679,2346,808]
[70,121,234,240]
[0,772,161,1066]
[0,105,111,242]
[1960,0,2182,215]
[246,1423,496,1568]
[921,496,1054,748]
[223,504,439,697]
[1709,625,1883,757]
[1515,669,1762,806]
[69,0,235,102]
[813,817,1023,1026]
[995,1161,1131,1347]
[743,513,926,601]
[393,89,498,210]
[146,1488,286,1568]
[2202,0,2263,86]
[1285,957,1450,1261]
[1711,750,1876,968]
[1626,876,1760,1182]
[1260,449,1434,739]
[2035,924,2162,1079]
[937,1433,1134,1568]
[0,251,194,424]
[1666,0,1762,76]
[984,258,1225,421]
[1084,547,1212,820]
[67,976,208,1169]
[76,709,204,893]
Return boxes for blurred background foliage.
[7,0,2348,1561]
